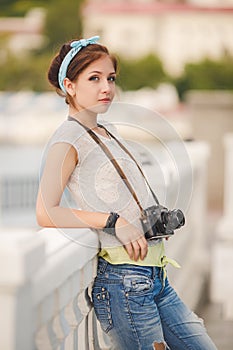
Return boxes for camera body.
[140,204,185,240]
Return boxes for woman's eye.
[108,76,116,82]
[89,76,99,81]
[88,75,116,82]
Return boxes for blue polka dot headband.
[58,36,100,93]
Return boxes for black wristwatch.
[103,212,120,235]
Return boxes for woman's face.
[67,55,116,114]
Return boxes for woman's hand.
[115,217,148,262]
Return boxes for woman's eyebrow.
[88,70,116,75]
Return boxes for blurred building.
[83,0,233,75]
[0,8,45,54]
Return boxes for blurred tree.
[43,0,85,52]
[118,54,167,91]
[0,0,85,90]
[0,53,52,91]
[174,56,233,100]
[0,0,47,16]
[0,0,16,7]
[0,0,18,15]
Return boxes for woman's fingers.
[115,218,148,261]
[137,236,148,260]
[124,243,134,260]
[131,240,141,261]
[124,236,148,261]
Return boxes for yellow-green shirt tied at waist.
[98,241,180,269]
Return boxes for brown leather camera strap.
[68,116,160,212]
[99,124,160,206]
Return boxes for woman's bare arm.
[36,142,148,260]
[36,142,109,228]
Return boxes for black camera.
[140,205,185,240]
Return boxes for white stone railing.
[0,228,112,350]
[210,133,233,320]
[0,140,210,350]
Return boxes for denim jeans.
[92,257,217,350]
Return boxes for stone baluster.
[221,134,233,233]
[64,296,81,349]
[210,133,233,320]
[0,231,45,350]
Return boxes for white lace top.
[47,118,161,250]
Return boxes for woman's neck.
[69,107,98,129]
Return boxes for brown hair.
[47,40,118,105]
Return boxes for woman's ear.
[63,78,76,96]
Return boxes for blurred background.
[0,0,233,228]
[0,1,233,348]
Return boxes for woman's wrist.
[103,212,120,235]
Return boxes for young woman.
[36,36,217,350]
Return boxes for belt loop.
[152,266,156,279]
[98,258,108,274]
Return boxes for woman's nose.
[101,79,111,93]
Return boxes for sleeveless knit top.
[47,118,168,266]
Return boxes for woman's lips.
[99,98,111,103]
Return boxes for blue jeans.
[92,258,217,350]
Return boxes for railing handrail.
[33,228,99,304]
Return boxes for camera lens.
[166,209,185,230]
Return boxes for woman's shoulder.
[54,119,85,136]
[49,119,86,146]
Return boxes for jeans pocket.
[123,274,153,307]
[92,285,113,333]
[123,274,153,294]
